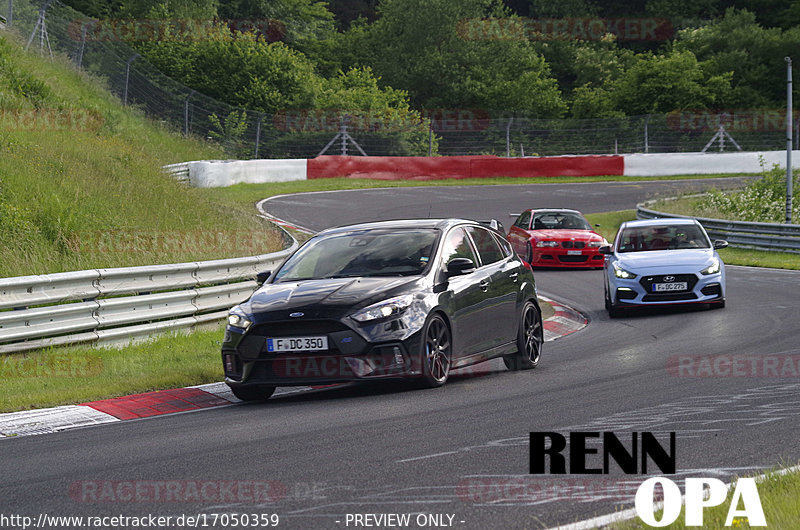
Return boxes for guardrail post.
[7,0,12,27]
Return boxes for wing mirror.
[446,258,476,277]
[256,271,271,285]
[598,245,612,255]
[713,240,728,249]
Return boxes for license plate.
[653,282,688,292]
[267,336,328,352]
[567,250,582,255]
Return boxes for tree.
[135,27,320,114]
[674,8,800,108]
[363,0,566,116]
[609,50,732,114]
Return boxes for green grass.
[612,467,800,529]
[0,33,282,278]
[0,326,226,413]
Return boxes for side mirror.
[713,240,728,249]
[446,258,476,277]
[256,271,271,285]
[598,245,612,255]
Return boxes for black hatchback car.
[222,219,543,401]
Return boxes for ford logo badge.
[289,312,304,318]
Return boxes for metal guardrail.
[0,240,298,354]
[163,162,190,184]
[637,201,800,253]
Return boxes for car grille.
[642,292,698,302]
[558,255,589,263]
[250,320,350,336]
[639,274,698,293]
[561,241,586,249]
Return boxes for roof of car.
[317,218,482,236]
[620,218,700,228]
[527,208,582,214]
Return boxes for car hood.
[530,229,603,241]
[244,276,422,320]
[616,249,717,272]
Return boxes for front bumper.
[609,271,725,307]
[222,318,426,387]
[531,248,605,268]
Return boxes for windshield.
[617,224,711,253]
[274,228,439,281]
[532,212,592,230]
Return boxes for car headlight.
[536,241,559,248]
[588,241,605,248]
[227,309,253,330]
[350,295,414,323]
[613,262,637,279]
[701,258,721,275]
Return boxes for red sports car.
[507,209,608,268]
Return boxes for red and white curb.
[0,299,585,439]
[540,294,588,342]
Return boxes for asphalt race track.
[3,178,800,529]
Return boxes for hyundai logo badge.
[663,275,675,282]
[289,312,304,318]
[341,337,353,343]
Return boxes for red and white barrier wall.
[182,151,800,187]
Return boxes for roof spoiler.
[477,219,505,233]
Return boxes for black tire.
[504,301,543,371]
[231,385,276,402]
[419,314,452,388]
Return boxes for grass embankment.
[612,467,800,529]
[648,196,800,270]
[0,33,281,278]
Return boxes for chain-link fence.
[4,0,797,158]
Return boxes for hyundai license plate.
[267,336,328,352]
[653,282,687,292]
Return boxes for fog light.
[393,346,404,365]
[224,354,235,374]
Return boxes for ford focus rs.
[600,218,727,318]
[222,219,543,401]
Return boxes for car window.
[617,224,711,253]
[440,227,478,267]
[275,228,438,280]
[514,211,532,229]
[492,231,514,258]
[533,212,592,230]
[466,226,505,266]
